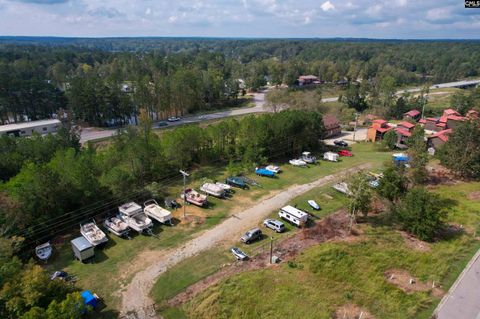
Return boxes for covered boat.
[200,183,226,198]
[35,242,53,261]
[80,220,108,246]
[265,165,281,173]
[255,167,275,177]
[181,188,208,207]
[307,200,320,210]
[118,202,153,233]
[332,182,352,196]
[289,159,307,167]
[103,216,130,237]
[301,151,316,164]
[215,182,232,191]
[143,199,173,224]
[225,176,247,189]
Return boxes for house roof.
[395,128,412,137]
[443,108,460,116]
[377,125,394,133]
[467,109,479,118]
[299,75,319,80]
[404,110,420,117]
[322,114,340,128]
[426,117,438,122]
[419,119,427,124]
[436,122,447,128]
[447,115,466,121]
[429,129,452,143]
[397,121,415,129]
[439,116,448,123]
[373,119,387,124]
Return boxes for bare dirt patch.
[384,269,444,297]
[426,164,458,186]
[399,231,431,252]
[468,191,480,201]
[167,210,360,307]
[333,304,375,319]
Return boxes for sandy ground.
[119,164,371,318]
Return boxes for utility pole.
[269,237,273,264]
[353,112,359,142]
[180,170,189,220]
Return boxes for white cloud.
[168,15,178,23]
[321,1,334,12]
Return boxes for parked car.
[240,228,262,244]
[263,219,285,233]
[167,116,180,122]
[158,121,168,127]
[255,167,275,177]
[334,140,348,147]
[164,198,179,209]
[338,150,353,157]
[231,247,248,260]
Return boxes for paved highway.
[79,78,480,143]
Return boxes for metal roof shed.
[71,236,94,262]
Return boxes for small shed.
[323,152,339,162]
[71,236,94,262]
[81,290,98,309]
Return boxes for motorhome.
[278,205,308,227]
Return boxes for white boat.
[200,183,225,198]
[215,182,232,191]
[80,220,108,246]
[35,242,53,261]
[144,199,173,224]
[323,152,339,162]
[118,202,153,233]
[103,216,130,237]
[181,188,208,207]
[332,182,352,196]
[289,159,308,167]
[301,151,316,164]
[307,200,320,210]
[265,165,281,173]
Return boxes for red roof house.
[403,110,421,121]
[427,129,453,149]
[367,119,393,142]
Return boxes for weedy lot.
[46,143,391,317]
[164,182,480,319]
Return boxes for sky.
[0,0,479,39]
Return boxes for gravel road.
[120,164,370,318]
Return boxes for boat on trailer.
[265,165,281,174]
[307,200,320,210]
[35,242,53,261]
[200,183,226,198]
[118,202,154,234]
[289,159,308,167]
[215,182,232,191]
[103,216,130,237]
[143,199,173,224]
[181,188,208,207]
[80,220,108,246]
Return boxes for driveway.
[323,128,368,146]
[119,164,370,318]
[435,249,480,319]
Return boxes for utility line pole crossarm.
[180,170,189,220]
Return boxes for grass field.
[46,143,391,317]
[173,182,480,319]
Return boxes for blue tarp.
[81,290,97,309]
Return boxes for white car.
[231,247,248,260]
[289,159,307,167]
[167,116,180,122]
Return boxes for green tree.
[348,172,373,223]
[382,130,398,150]
[377,166,407,203]
[397,187,448,241]
[341,83,368,112]
[407,126,428,185]
[438,119,480,179]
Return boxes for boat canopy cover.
[71,236,93,252]
[81,290,98,308]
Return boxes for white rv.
[323,152,339,162]
[278,205,308,227]
[0,119,61,137]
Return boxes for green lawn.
[46,143,391,317]
[176,182,480,319]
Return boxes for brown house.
[394,121,415,145]
[322,114,341,138]
[403,110,421,121]
[298,75,321,86]
[367,119,393,142]
[427,129,452,150]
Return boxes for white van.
[278,205,308,227]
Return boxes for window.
[21,131,26,134]
[42,127,47,131]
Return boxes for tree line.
[1,39,480,126]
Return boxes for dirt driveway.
[120,164,370,318]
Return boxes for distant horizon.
[0,1,479,39]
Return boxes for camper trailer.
[323,152,339,162]
[71,236,95,262]
[278,205,308,227]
